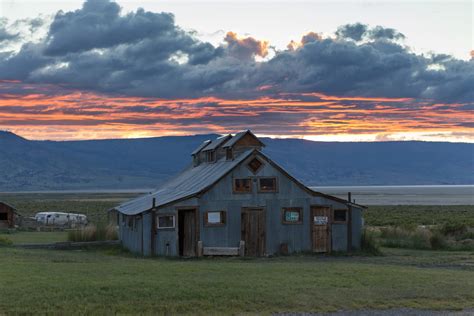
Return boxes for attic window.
[233,178,252,193]
[226,148,233,160]
[206,151,216,163]
[258,177,277,192]
[247,157,263,174]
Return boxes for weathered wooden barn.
[0,201,19,229]
[114,130,366,257]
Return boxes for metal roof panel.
[115,149,254,215]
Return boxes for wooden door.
[179,210,197,257]
[311,207,331,253]
[241,208,265,256]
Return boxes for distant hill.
[0,131,472,191]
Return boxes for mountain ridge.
[0,132,472,191]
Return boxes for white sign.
[314,216,328,225]
[207,212,222,224]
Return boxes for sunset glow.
[0,0,472,142]
[0,80,472,142]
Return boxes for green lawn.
[0,247,473,314]
[364,205,474,227]
[4,231,68,244]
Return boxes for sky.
[0,0,472,142]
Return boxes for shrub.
[105,225,118,241]
[379,226,431,249]
[0,235,13,246]
[441,223,468,236]
[430,231,447,250]
[68,224,118,242]
[360,228,381,255]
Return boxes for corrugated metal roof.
[191,140,211,155]
[223,130,265,148]
[115,149,254,215]
[202,134,232,151]
[222,130,247,148]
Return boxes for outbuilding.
[0,201,19,229]
[113,130,366,257]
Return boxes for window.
[127,216,133,228]
[282,208,302,224]
[233,178,252,193]
[334,210,347,223]
[157,215,175,229]
[0,213,7,221]
[204,211,226,226]
[226,148,233,160]
[247,157,263,174]
[206,151,216,163]
[258,177,277,192]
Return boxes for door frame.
[310,205,332,253]
[176,206,200,257]
[241,207,266,256]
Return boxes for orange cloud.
[225,31,269,58]
[0,81,472,142]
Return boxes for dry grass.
[67,224,118,242]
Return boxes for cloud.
[224,31,269,60]
[0,0,472,106]
[0,18,20,43]
[336,23,367,41]
[336,23,405,42]
[369,26,405,40]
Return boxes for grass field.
[1,192,473,227]
[364,205,474,227]
[4,231,68,244]
[0,247,473,314]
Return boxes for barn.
[0,201,19,229]
[113,130,366,257]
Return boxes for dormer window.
[206,150,216,163]
[226,148,233,160]
[247,157,263,174]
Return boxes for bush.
[430,231,447,250]
[379,226,431,249]
[0,235,13,246]
[440,223,468,236]
[68,224,118,242]
[360,228,381,255]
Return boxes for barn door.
[311,207,331,253]
[178,209,197,257]
[241,208,265,256]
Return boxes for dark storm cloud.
[335,23,367,41]
[335,23,405,41]
[0,0,472,104]
[369,26,405,40]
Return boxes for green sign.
[285,211,300,222]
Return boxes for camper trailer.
[35,212,88,227]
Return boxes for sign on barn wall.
[314,216,328,225]
[285,211,300,222]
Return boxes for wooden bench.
[198,240,245,256]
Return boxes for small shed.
[113,130,367,257]
[0,201,19,229]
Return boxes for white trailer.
[34,212,88,227]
